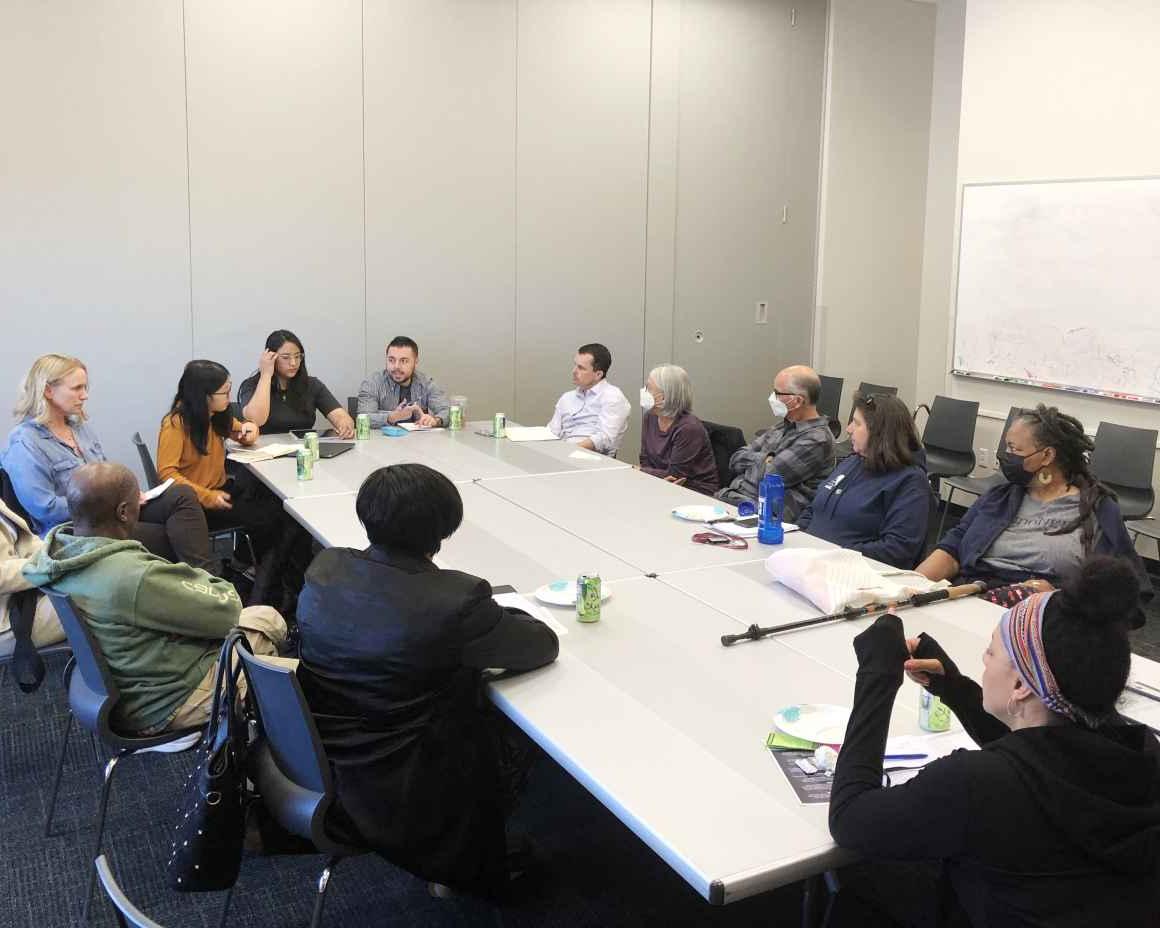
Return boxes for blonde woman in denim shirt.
[3,354,214,570]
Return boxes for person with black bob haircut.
[295,463,559,897]
[238,330,356,437]
[797,393,931,568]
[827,555,1160,926]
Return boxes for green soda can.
[576,574,602,623]
[304,431,319,461]
[295,447,314,481]
[493,412,507,438]
[356,413,370,440]
[919,689,952,732]
[448,405,464,430]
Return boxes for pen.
[883,753,928,761]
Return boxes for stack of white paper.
[226,443,301,464]
[505,426,559,442]
[141,478,174,502]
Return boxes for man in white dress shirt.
[546,343,631,455]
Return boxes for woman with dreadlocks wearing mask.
[917,404,1152,625]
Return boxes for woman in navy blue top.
[797,393,930,569]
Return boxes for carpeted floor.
[5,511,1158,928]
[0,651,804,928]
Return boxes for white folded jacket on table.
[764,548,949,613]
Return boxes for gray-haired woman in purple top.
[638,364,719,497]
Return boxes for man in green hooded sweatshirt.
[22,461,289,734]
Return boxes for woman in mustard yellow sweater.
[157,360,293,608]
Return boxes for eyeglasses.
[772,391,800,400]
[277,353,304,363]
[691,530,749,550]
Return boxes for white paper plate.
[670,504,729,523]
[534,579,614,607]
[773,704,852,746]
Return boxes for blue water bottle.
[757,473,785,545]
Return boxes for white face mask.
[768,394,788,419]
[640,387,655,413]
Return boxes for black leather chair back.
[131,432,161,489]
[1090,421,1157,520]
[701,420,746,490]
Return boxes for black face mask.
[997,450,1039,486]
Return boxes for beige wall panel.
[672,0,823,439]
[643,0,681,373]
[0,1,191,475]
[515,0,652,454]
[815,0,936,415]
[184,0,365,415]
[364,0,517,420]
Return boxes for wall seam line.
[640,0,655,383]
[181,0,195,355]
[512,0,520,417]
[361,0,369,380]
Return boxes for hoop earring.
[1037,469,1052,486]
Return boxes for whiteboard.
[952,177,1160,405]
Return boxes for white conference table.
[659,557,1160,716]
[487,567,997,904]
[254,427,1160,906]
[284,483,641,594]
[480,467,797,573]
[244,423,626,500]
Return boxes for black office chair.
[1089,421,1157,522]
[131,432,256,566]
[1126,517,1160,560]
[817,375,844,438]
[936,406,1026,539]
[236,649,367,928]
[856,382,898,398]
[0,464,34,525]
[95,855,167,928]
[918,396,979,487]
[701,420,746,491]
[44,593,202,924]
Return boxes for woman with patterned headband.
[827,555,1160,926]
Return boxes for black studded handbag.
[166,629,252,892]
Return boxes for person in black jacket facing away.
[295,464,560,898]
[829,555,1160,927]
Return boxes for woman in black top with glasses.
[238,330,356,438]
